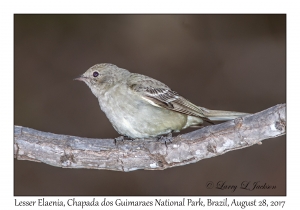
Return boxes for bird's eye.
[93,71,99,77]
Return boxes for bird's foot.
[157,133,173,148]
[114,135,132,145]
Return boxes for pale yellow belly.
[98,88,189,138]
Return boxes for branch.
[14,104,286,172]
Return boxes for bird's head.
[75,63,129,97]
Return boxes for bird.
[75,63,248,139]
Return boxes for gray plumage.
[75,63,248,138]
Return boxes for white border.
[1,0,298,209]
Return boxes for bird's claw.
[157,133,173,148]
[114,136,125,145]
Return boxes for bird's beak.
[74,75,86,82]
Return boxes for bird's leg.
[114,136,125,145]
[157,133,173,147]
[114,135,135,144]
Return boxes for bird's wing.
[127,74,210,120]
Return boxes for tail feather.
[200,107,249,121]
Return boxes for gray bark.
[14,104,286,172]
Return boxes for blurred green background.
[14,14,286,195]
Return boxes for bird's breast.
[97,85,188,138]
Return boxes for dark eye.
[93,71,99,77]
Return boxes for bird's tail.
[200,107,249,121]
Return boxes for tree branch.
[14,104,286,172]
